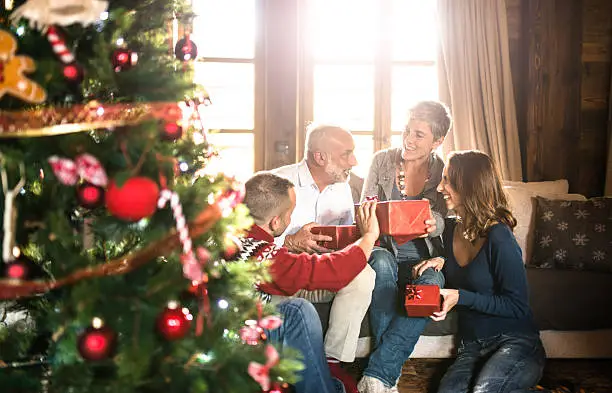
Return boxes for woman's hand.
[418,205,437,238]
[430,289,459,321]
[419,218,437,237]
[412,257,445,279]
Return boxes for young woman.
[434,150,545,393]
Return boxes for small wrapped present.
[375,200,432,244]
[404,284,441,317]
[311,225,361,250]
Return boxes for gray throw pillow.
[531,197,612,272]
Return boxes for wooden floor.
[348,359,612,393]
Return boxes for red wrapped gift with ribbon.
[404,284,441,317]
[355,198,432,244]
[374,199,432,244]
[311,225,361,250]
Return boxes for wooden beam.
[525,0,582,186]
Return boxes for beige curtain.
[437,0,523,181]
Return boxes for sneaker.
[357,376,391,393]
[328,361,359,393]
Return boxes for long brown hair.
[447,150,516,242]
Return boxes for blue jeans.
[364,247,445,387]
[266,298,344,393]
[437,333,546,393]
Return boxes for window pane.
[391,0,438,61]
[391,134,402,149]
[192,0,255,59]
[308,0,377,61]
[194,62,254,130]
[351,134,374,179]
[391,65,438,131]
[201,133,254,182]
[314,65,374,131]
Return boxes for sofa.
[315,179,612,359]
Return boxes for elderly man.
[271,124,372,392]
[272,124,357,252]
[240,172,379,393]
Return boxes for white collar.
[296,160,316,188]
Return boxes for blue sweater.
[443,220,538,342]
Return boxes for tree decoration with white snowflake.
[10,0,108,31]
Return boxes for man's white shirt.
[271,161,355,247]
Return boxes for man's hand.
[354,201,379,260]
[283,222,332,254]
[430,288,459,321]
[412,257,445,279]
[356,200,379,240]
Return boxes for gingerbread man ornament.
[0,29,46,104]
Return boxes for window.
[188,1,438,180]
[191,0,257,182]
[303,0,439,178]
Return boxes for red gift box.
[375,200,432,244]
[404,284,441,317]
[311,225,361,250]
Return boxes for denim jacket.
[360,147,447,258]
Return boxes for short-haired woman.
[358,101,453,392]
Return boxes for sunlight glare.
[308,0,377,61]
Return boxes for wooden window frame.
[297,0,438,161]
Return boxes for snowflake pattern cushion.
[531,197,612,272]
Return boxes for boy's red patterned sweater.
[238,224,367,297]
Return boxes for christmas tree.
[0,1,299,392]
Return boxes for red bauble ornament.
[174,37,198,61]
[112,48,138,72]
[62,63,84,84]
[105,177,160,221]
[4,257,44,280]
[160,122,183,141]
[76,182,105,209]
[156,302,192,341]
[77,319,117,361]
[5,260,29,280]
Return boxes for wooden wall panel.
[508,0,611,196]
[524,0,583,187]
[505,0,527,179]
[579,0,612,196]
